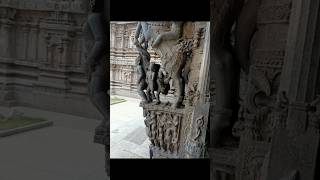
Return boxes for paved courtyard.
[0,106,108,180]
[110,95,150,159]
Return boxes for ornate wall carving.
[110,22,160,98]
[0,0,102,119]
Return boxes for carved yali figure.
[134,22,173,105]
[149,22,195,108]
[84,0,109,176]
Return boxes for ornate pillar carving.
[135,21,210,158]
[265,0,320,179]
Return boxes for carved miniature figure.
[171,115,180,153]
[146,62,161,103]
[145,111,157,145]
[134,22,152,48]
[164,114,174,151]
[150,112,158,145]
[144,111,152,137]
[158,113,166,150]
[156,68,171,103]
[136,52,149,103]
[162,114,180,153]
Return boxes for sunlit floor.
[0,106,108,180]
[110,95,150,159]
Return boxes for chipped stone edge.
[0,120,54,137]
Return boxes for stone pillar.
[0,24,12,58]
[22,26,30,60]
[197,22,211,102]
[27,27,39,61]
[266,0,320,179]
[138,22,209,158]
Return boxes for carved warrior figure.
[146,63,160,103]
[136,45,150,103]
[210,0,259,147]
[84,0,109,176]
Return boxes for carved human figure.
[136,52,149,103]
[171,115,179,153]
[164,114,174,151]
[134,22,152,49]
[150,112,157,145]
[173,40,193,108]
[145,111,157,145]
[161,113,180,153]
[135,39,152,103]
[154,112,163,147]
[158,113,166,150]
[146,62,161,103]
[84,0,109,176]
[144,111,152,137]
[156,67,170,103]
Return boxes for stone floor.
[110,95,150,159]
[0,106,109,180]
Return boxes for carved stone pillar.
[265,0,320,179]
[0,24,13,58]
[136,21,210,158]
[27,27,39,61]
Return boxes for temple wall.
[110,22,160,98]
[0,0,103,119]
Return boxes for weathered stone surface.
[135,21,210,158]
[210,0,320,179]
[0,0,102,119]
[110,22,161,98]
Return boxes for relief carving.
[135,21,208,158]
[144,108,182,154]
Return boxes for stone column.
[266,0,320,179]
[27,26,39,61]
[22,26,30,60]
[0,24,13,58]
[197,22,211,103]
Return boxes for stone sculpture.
[210,0,320,179]
[210,0,259,147]
[136,46,150,103]
[144,110,182,154]
[135,21,208,158]
[134,22,194,107]
[84,0,109,176]
[146,63,161,104]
